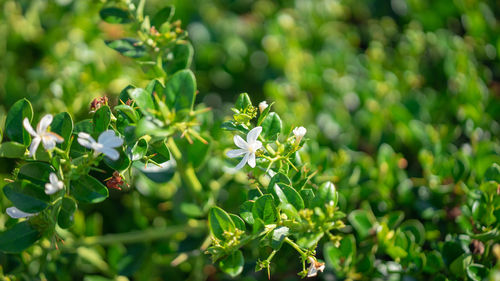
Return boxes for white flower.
[258,101,268,113]
[293,126,307,145]
[226,126,263,169]
[306,257,325,278]
[45,173,64,195]
[77,130,123,161]
[6,207,37,219]
[23,114,64,157]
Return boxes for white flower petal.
[226,149,247,158]
[100,147,120,161]
[246,126,262,144]
[77,132,96,149]
[6,207,36,219]
[235,153,249,170]
[23,118,37,137]
[254,140,263,150]
[49,173,58,186]
[41,137,56,151]
[37,114,53,134]
[98,130,123,148]
[247,152,256,167]
[47,132,64,143]
[45,183,58,195]
[28,137,41,157]
[234,135,247,149]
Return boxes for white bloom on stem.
[6,207,37,219]
[23,114,64,157]
[77,130,123,161]
[226,126,263,169]
[258,101,268,113]
[306,257,325,278]
[293,126,307,145]
[45,173,64,195]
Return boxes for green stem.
[65,221,206,247]
[284,237,307,258]
[166,138,203,201]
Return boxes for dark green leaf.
[163,42,193,74]
[18,162,55,186]
[104,148,131,171]
[240,201,255,225]
[484,163,500,182]
[230,214,246,231]
[261,112,282,140]
[100,7,131,24]
[133,160,175,183]
[348,210,375,239]
[219,250,244,277]
[235,93,252,111]
[164,69,197,111]
[0,221,41,253]
[51,112,73,149]
[3,180,50,213]
[93,105,111,134]
[209,207,236,241]
[131,139,148,161]
[58,197,77,229]
[71,175,109,204]
[129,88,154,116]
[400,220,425,245]
[105,38,146,58]
[271,226,289,250]
[0,142,26,158]
[252,194,278,224]
[5,99,33,145]
[151,6,174,28]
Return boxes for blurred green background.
[1,0,499,280]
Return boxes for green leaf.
[261,112,282,140]
[385,211,405,229]
[450,253,471,277]
[484,163,500,182]
[312,181,338,208]
[100,7,131,24]
[221,121,249,133]
[3,180,50,213]
[252,195,278,224]
[58,197,77,229]
[164,69,197,111]
[74,119,94,134]
[424,251,444,273]
[466,264,488,281]
[18,162,55,186]
[105,38,146,58]
[180,203,203,218]
[152,6,174,28]
[129,88,154,116]
[257,101,274,125]
[71,175,109,204]
[51,112,73,149]
[273,184,304,211]
[271,226,289,250]
[300,189,315,208]
[131,139,148,161]
[0,142,26,158]
[0,221,41,253]
[348,210,375,239]
[209,207,236,241]
[219,250,244,277]
[133,160,175,183]
[163,42,193,74]
[240,201,255,225]
[442,241,465,267]
[115,104,138,123]
[5,99,33,145]
[175,134,210,169]
[104,148,131,172]
[93,105,111,134]
[325,235,356,271]
[400,219,425,245]
[235,93,252,111]
[230,214,246,231]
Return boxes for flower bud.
[293,126,307,145]
[258,101,268,113]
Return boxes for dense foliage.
[0,0,499,280]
